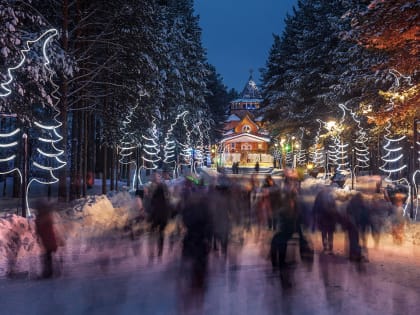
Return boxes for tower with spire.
[218,71,271,167]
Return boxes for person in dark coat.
[346,193,370,261]
[149,183,171,256]
[35,200,63,278]
[312,188,338,254]
[270,188,313,287]
[254,161,260,173]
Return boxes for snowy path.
[0,227,419,315]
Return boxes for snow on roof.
[225,114,241,122]
[223,129,235,136]
[221,133,271,143]
[240,74,262,99]
[231,98,262,103]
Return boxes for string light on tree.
[0,30,61,197]
[163,111,188,178]
[340,103,370,174]
[378,69,412,215]
[312,119,325,170]
[27,29,66,213]
[295,127,307,167]
[335,104,350,173]
[0,120,22,184]
[141,116,161,171]
[178,112,192,174]
[0,28,65,214]
[118,105,139,191]
[191,119,205,175]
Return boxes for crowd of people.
[28,171,407,288]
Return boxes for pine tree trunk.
[77,111,83,198]
[102,144,107,195]
[110,147,115,191]
[82,111,88,197]
[70,111,79,200]
[58,0,69,202]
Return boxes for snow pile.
[76,195,130,237]
[0,215,43,277]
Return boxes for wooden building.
[219,74,272,165]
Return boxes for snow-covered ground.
[0,173,419,277]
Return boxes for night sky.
[194,0,297,92]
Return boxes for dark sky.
[194,0,297,92]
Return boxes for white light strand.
[379,122,407,183]
[0,29,58,97]
[141,116,161,171]
[192,119,205,175]
[336,104,350,173]
[118,105,139,191]
[26,29,67,216]
[344,104,370,170]
[385,69,413,112]
[163,111,188,178]
[311,120,325,169]
[178,113,192,167]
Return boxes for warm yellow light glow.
[326,121,337,130]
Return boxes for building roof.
[230,73,263,109]
[220,133,270,144]
[239,73,262,100]
[225,114,241,122]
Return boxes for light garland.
[0,29,63,215]
[311,120,325,170]
[118,105,139,191]
[191,120,205,175]
[384,69,413,112]
[163,110,188,178]
[295,127,306,167]
[378,69,411,216]
[344,104,370,171]
[0,126,22,183]
[178,112,192,173]
[141,117,161,170]
[0,29,59,97]
[26,29,66,215]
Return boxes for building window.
[242,125,251,133]
[231,143,235,149]
[241,143,252,151]
[257,143,263,150]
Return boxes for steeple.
[240,69,262,99]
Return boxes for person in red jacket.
[34,200,63,278]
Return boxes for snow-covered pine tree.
[27,29,67,214]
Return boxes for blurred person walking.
[149,182,171,257]
[270,187,313,287]
[262,175,282,230]
[34,200,64,279]
[312,188,338,254]
[346,193,370,261]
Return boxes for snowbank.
[0,215,43,277]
